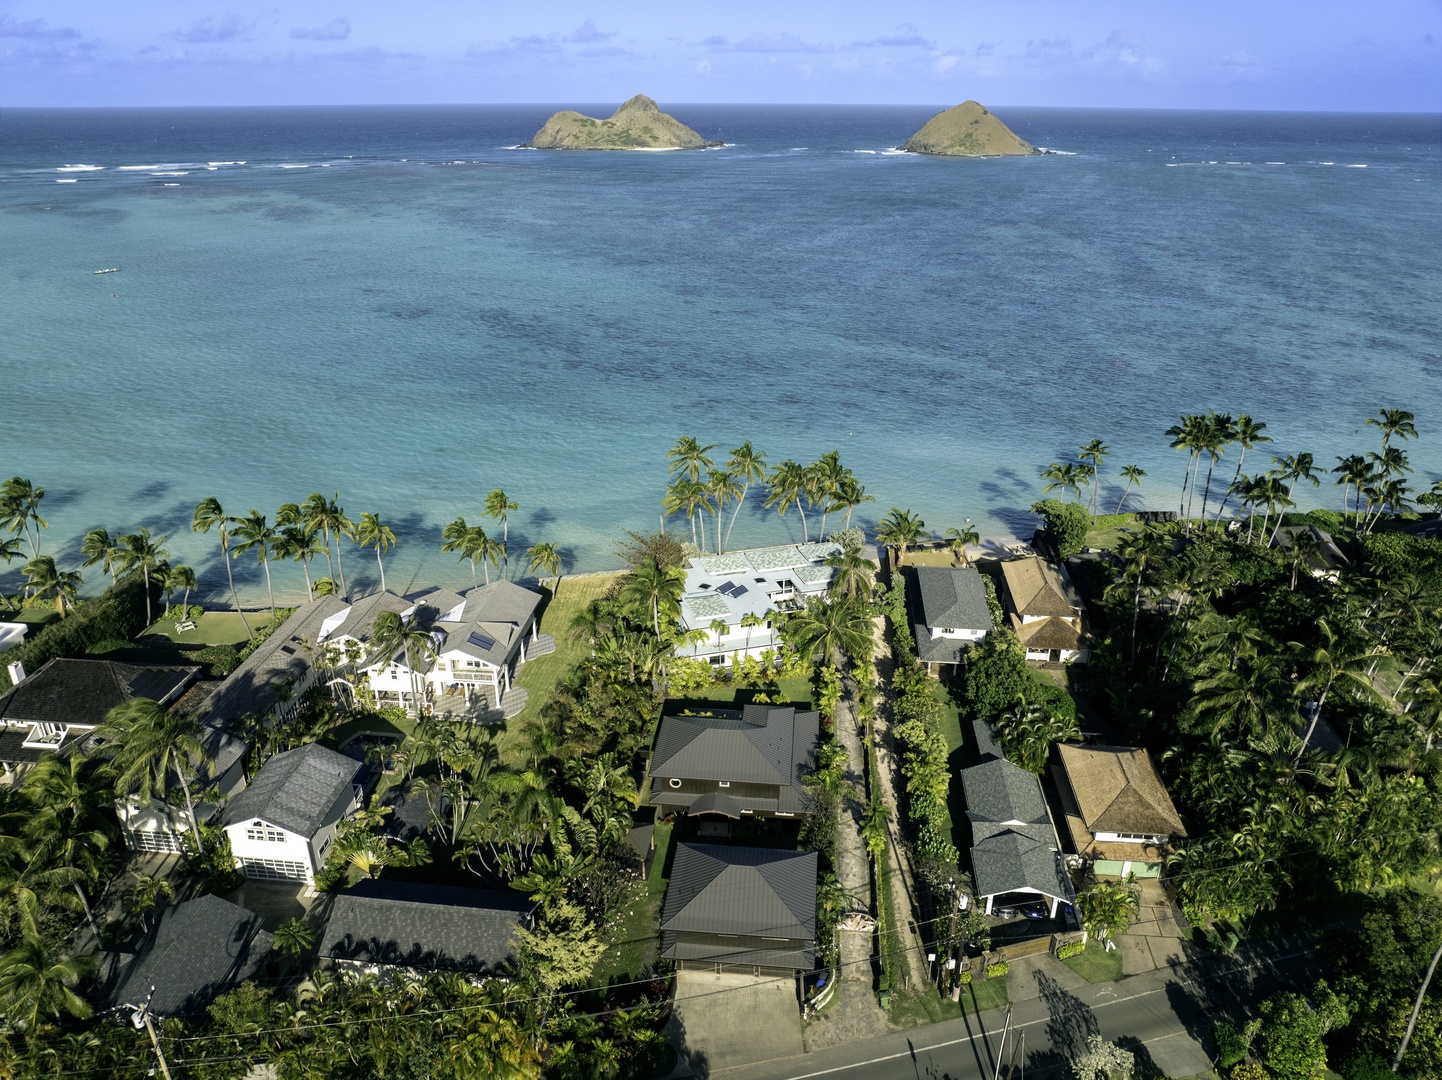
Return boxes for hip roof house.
[661,843,817,975]
[907,565,995,678]
[1052,743,1186,879]
[997,556,1092,664]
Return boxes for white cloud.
[174,13,249,44]
[0,15,82,40]
[291,18,351,42]
[567,19,613,44]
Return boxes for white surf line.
[725,946,1317,1079]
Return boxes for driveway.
[670,970,803,1075]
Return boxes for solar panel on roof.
[730,585,748,597]
[468,631,496,651]
[716,581,737,596]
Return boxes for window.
[245,825,287,843]
[718,781,731,788]
[669,778,682,789]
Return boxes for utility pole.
[1394,937,1442,1072]
[127,986,174,1080]
[992,1003,1014,1080]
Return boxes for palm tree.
[1039,461,1085,502]
[21,754,114,937]
[1268,453,1321,545]
[227,511,279,617]
[876,507,926,567]
[116,526,171,625]
[369,610,437,716]
[667,437,718,483]
[620,558,686,637]
[442,517,479,586]
[723,441,768,551]
[1252,473,1295,545]
[785,597,873,670]
[272,526,321,602]
[996,696,1081,773]
[194,497,253,638]
[22,557,81,619]
[1333,454,1371,525]
[1078,876,1141,947]
[0,936,94,1032]
[79,528,120,585]
[831,473,875,532]
[1214,415,1269,523]
[1195,412,1234,525]
[125,873,174,932]
[765,460,811,541]
[0,477,47,558]
[1078,440,1110,521]
[355,512,397,594]
[826,544,875,602]
[808,451,847,537]
[273,917,315,957]
[301,492,353,598]
[706,469,744,554]
[160,564,197,618]
[944,524,980,567]
[1367,407,1417,448]
[1292,619,1382,764]
[95,698,212,852]
[1115,465,1146,514]
[663,477,708,551]
[483,489,519,575]
[1165,414,1210,525]
[526,542,563,598]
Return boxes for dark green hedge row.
[6,578,151,675]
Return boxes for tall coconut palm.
[0,477,47,558]
[355,512,396,594]
[666,437,718,483]
[483,489,519,575]
[79,528,120,585]
[227,511,278,617]
[1039,461,1086,502]
[301,492,353,598]
[369,610,437,717]
[1252,474,1295,545]
[1115,465,1146,514]
[95,698,212,853]
[1195,413,1234,525]
[620,558,686,637]
[723,441,768,550]
[1078,440,1110,521]
[194,497,253,639]
[1333,454,1371,526]
[876,507,926,567]
[0,935,94,1032]
[1291,618,1382,764]
[765,460,811,542]
[1267,453,1321,545]
[115,527,170,626]
[785,597,873,670]
[826,543,875,602]
[705,469,744,554]
[1214,414,1269,523]
[663,477,708,551]
[1165,414,1210,525]
[21,754,115,937]
[1367,407,1417,448]
[526,542,563,598]
[21,556,81,619]
[272,526,321,603]
[807,451,847,537]
[161,564,197,618]
[944,524,980,567]
[442,517,477,586]
[831,473,875,531]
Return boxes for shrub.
[1055,939,1086,961]
[1214,1021,1252,1070]
[85,638,133,656]
[7,578,149,674]
[196,644,242,676]
[1031,499,1091,558]
[958,968,972,984]
[1230,1066,1268,1080]
[984,960,1010,979]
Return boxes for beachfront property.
[660,843,818,976]
[648,704,819,825]
[997,556,1092,665]
[317,880,535,979]
[675,543,841,667]
[962,720,1074,917]
[333,582,550,720]
[1272,524,1351,582]
[906,565,995,678]
[1051,743,1187,879]
[221,742,362,882]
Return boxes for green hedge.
[1055,939,1086,960]
[6,578,150,674]
[985,960,1010,979]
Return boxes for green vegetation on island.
[900,99,1039,157]
[524,94,718,151]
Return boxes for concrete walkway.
[801,661,894,1052]
[670,971,804,1075]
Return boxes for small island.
[900,100,1039,157]
[524,94,719,151]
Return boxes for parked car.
[1019,902,1050,920]
[993,907,1020,920]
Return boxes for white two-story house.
[221,742,362,882]
[998,556,1092,665]
[907,565,995,678]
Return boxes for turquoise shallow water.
[2,105,1440,602]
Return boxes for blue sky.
[3,1,1437,110]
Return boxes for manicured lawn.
[1085,513,1141,552]
[502,572,623,765]
[593,821,673,984]
[1060,940,1124,984]
[902,549,964,569]
[139,610,260,647]
[322,714,416,750]
[889,973,1008,1026]
[8,608,60,628]
[669,674,815,710]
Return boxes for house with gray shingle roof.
[961,756,1074,916]
[318,880,534,977]
[221,743,362,882]
[675,544,840,667]
[661,843,817,975]
[103,894,272,1018]
[649,705,819,822]
[907,566,995,677]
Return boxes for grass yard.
[889,973,1008,1026]
[501,572,623,764]
[139,610,261,647]
[930,681,965,841]
[7,608,60,628]
[902,549,965,569]
[1060,940,1124,983]
[322,713,416,750]
[593,820,673,984]
[669,674,815,711]
[1085,512,1142,552]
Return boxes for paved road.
[699,935,1324,1080]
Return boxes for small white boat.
[93,268,120,275]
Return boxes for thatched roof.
[1056,744,1185,838]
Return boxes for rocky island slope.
[900,100,1039,157]
[525,95,717,150]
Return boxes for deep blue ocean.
[1,105,1439,602]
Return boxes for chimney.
[7,661,25,687]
